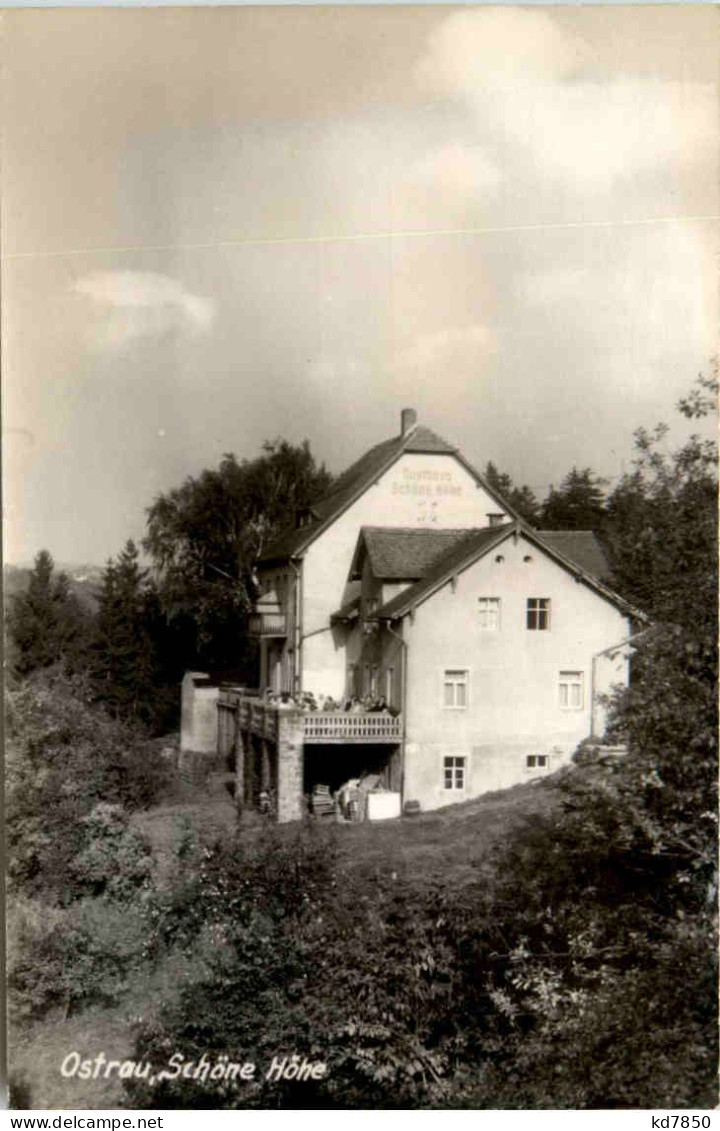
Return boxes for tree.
[7,550,87,676]
[144,439,332,670]
[92,540,175,729]
[604,375,717,624]
[539,466,607,530]
[470,373,719,1108]
[484,461,540,525]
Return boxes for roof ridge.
[362,525,478,534]
[257,419,518,565]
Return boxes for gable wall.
[401,531,630,809]
[300,451,503,697]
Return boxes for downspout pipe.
[590,627,652,738]
[289,558,302,695]
[384,619,408,806]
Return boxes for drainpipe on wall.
[289,559,302,695]
[385,620,408,806]
[590,628,652,738]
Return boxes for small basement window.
[526,754,549,769]
[443,755,466,790]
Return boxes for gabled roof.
[377,526,510,619]
[376,521,644,622]
[538,531,611,582]
[256,421,520,566]
[350,527,479,581]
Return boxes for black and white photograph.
[3,3,718,1114]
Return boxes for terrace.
[217,689,402,747]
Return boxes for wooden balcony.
[302,711,401,744]
[218,690,402,747]
[248,612,288,637]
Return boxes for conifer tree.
[93,541,159,723]
[8,550,85,676]
[483,461,540,525]
[539,466,607,531]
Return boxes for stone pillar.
[276,709,305,824]
[180,672,220,754]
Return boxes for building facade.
[238,409,642,815]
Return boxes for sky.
[2,5,718,565]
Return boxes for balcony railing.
[248,612,288,637]
[302,712,401,744]
[218,689,402,747]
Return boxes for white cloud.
[417,10,716,193]
[417,9,585,92]
[73,270,215,351]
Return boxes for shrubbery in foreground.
[6,672,165,1026]
[123,766,716,1111]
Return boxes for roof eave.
[522,526,648,622]
[452,450,524,523]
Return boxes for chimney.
[401,407,417,436]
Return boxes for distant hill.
[3,564,104,613]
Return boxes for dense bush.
[123,792,717,1110]
[69,804,153,902]
[6,670,167,901]
[8,895,149,1024]
[6,671,164,1032]
[126,825,479,1109]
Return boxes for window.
[527,598,550,630]
[478,597,501,630]
[526,754,549,769]
[363,664,371,695]
[346,664,358,697]
[559,670,584,709]
[443,669,468,708]
[370,665,379,696]
[487,513,505,528]
[443,756,466,790]
[385,666,395,704]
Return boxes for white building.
[235,409,643,815]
